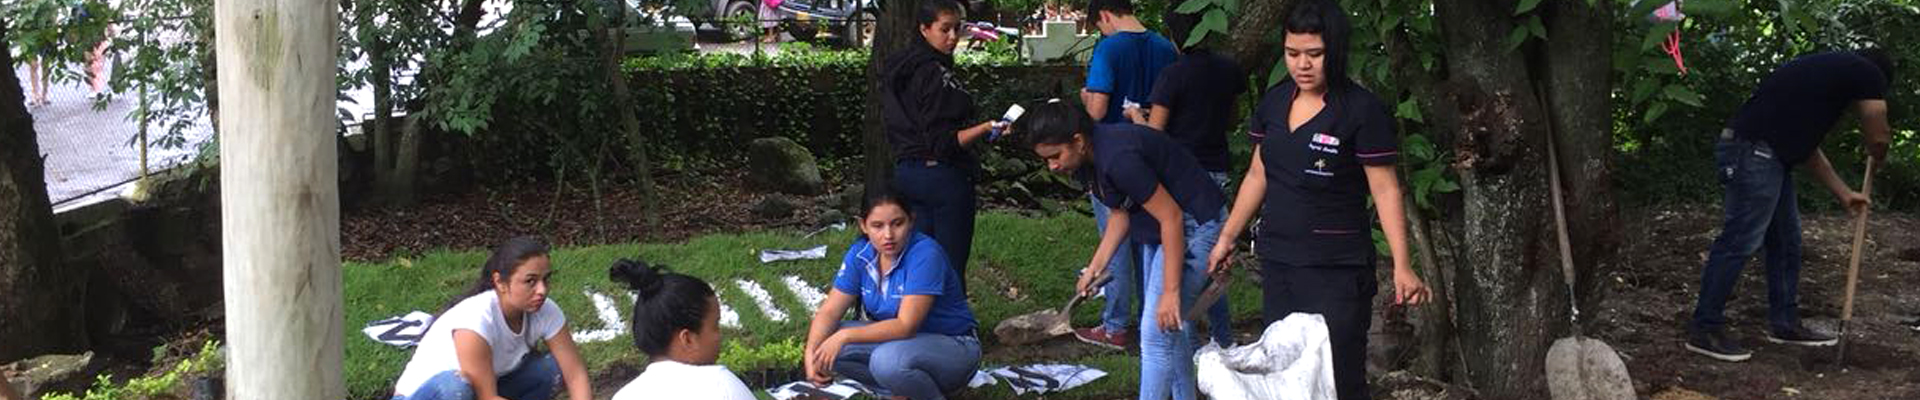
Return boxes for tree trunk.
[1222,0,1294,86]
[1541,0,1619,313]
[861,0,916,186]
[213,0,345,397]
[597,1,659,227]
[0,18,86,363]
[1429,1,1561,398]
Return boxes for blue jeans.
[394,353,560,400]
[1092,194,1141,332]
[895,161,977,293]
[1137,211,1223,400]
[1204,171,1233,345]
[831,321,983,400]
[1691,134,1804,333]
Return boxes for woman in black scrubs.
[880,0,1005,290]
[1205,1,1429,399]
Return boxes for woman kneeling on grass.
[608,258,755,400]
[391,236,593,400]
[803,186,982,400]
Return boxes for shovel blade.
[994,309,1071,346]
[1546,337,1635,400]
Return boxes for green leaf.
[1630,79,1659,105]
[1187,9,1230,47]
[1175,0,1213,14]
[1435,178,1460,193]
[1406,134,1437,162]
[1527,15,1547,40]
[1662,84,1705,108]
[1269,61,1290,89]
[1643,101,1670,124]
[1395,98,1425,123]
[1641,22,1678,51]
[1504,25,1530,53]
[1514,0,1543,15]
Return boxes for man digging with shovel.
[1686,49,1895,362]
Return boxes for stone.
[817,209,848,227]
[746,137,825,195]
[6,352,93,399]
[752,195,800,220]
[838,183,865,214]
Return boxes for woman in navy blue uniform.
[1205,1,1428,399]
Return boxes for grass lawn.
[344,210,1266,400]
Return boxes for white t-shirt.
[392,290,567,396]
[611,360,757,400]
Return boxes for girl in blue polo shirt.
[1205,1,1429,399]
[1016,100,1227,400]
[803,186,981,400]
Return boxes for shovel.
[1541,103,1635,400]
[994,269,1113,346]
[1185,273,1231,327]
[1838,161,1875,365]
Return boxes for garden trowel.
[993,268,1112,346]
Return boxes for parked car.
[771,0,877,46]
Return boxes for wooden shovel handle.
[1841,162,1875,323]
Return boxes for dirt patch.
[588,359,643,400]
[1604,204,1920,400]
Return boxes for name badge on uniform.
[1309,133,1341,154]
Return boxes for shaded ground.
[1598,204,1920,400]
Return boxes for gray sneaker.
[1765,324,1838,346]
[1685,328,1752,362]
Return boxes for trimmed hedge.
[623,48,1085,177]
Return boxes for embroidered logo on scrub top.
[1306,158,1333,177]
[1308,132,1341,155]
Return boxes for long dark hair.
[856,183,913,242]
[916,0,964,27]
[1017,99,1095,148]
[440,236,550,315]
[609,259,716,357]
[1283,0,1355,93]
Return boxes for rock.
[746,137,825,195]
[752,195,800,220]
[838,183,865,214]
[1650,387,1716,400]
[817,209,848,227]
[6,352,94,399]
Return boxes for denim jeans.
[1137,210,1223,400]
[394,353,560,400]
[1092,194,1141,332]
[1204,171,1233,345]
[896,160,978,293]
[1691,134,1804,334]
[831,321,983,400]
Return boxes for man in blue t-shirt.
[1686,49,1895,363]
[1072,0,1180,350]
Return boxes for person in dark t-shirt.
[1684,49,1896,362]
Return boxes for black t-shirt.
[1247,81,1399,267]
[1147,52,1248,173]
[1726,51,1889,165]
[882,42,980,167]
[1078,123,1227,245]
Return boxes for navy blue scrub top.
[1247,81,1399,267]
[1078,123,1226,245]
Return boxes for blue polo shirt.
[1247,81,1399,267]
[832,233,977,336]
[1086,30,1179,123]
[1077,123,1226,245]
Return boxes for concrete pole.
[215,0,343,398]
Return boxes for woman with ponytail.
[607,259,754,400]
[391,236,594,400]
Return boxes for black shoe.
[1900,317,1920,332]
[1765,324,1839,346]
[1685,328,1752,362]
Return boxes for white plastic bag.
[1196,313,1336,400]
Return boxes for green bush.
[41,340,223,400]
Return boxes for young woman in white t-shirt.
[608,259,755,400]
[391,236,594,400]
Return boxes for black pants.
[1262,262,1376,400]
[893,160,976,292]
